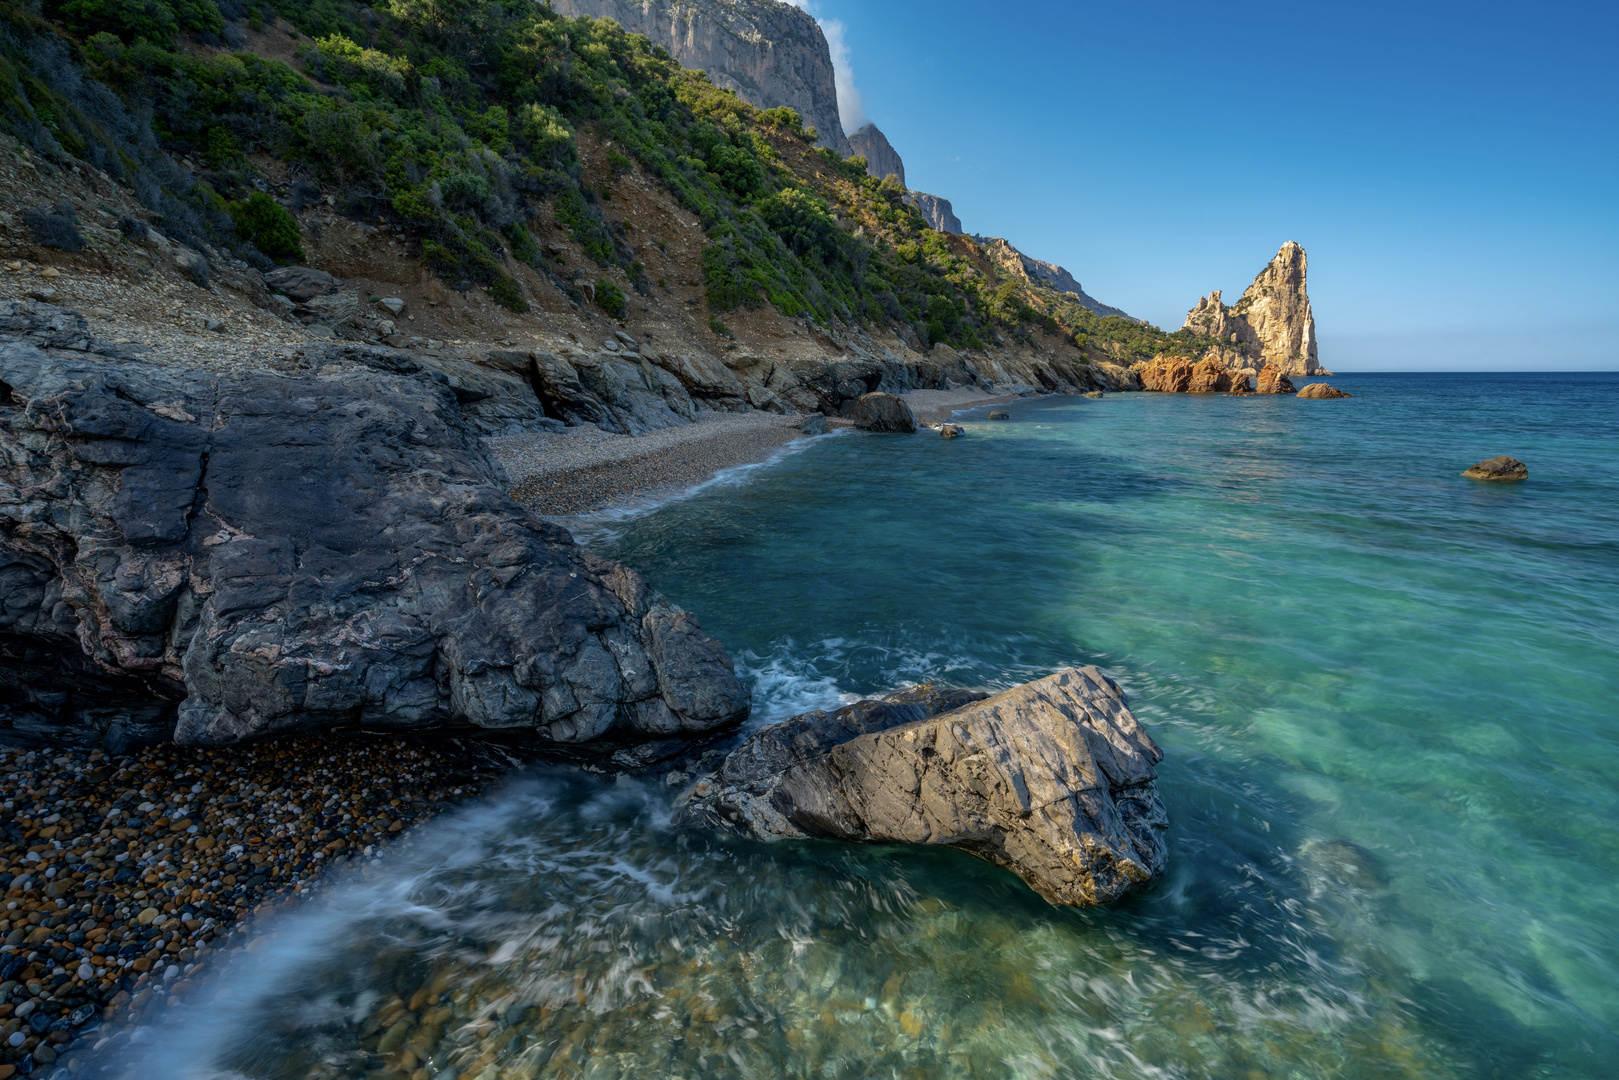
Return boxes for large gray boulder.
[850,392,916,433]
[0,308,749,751]
[679,667,1169,906]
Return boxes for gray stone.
[1462,456,1528,481]
[377,297,405,316]
[0,308,750,750]
[851,392,916,433]
[939,423,963,438]
[797,412,826,435]
[678,667,1168,907]
[172,248,209,288]
[300,292,357,322]
[263,266,340,303]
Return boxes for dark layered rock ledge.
[0,309,749,751]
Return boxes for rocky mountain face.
[551,0,850,154]
[846,123,905,184]
[905,192,961,234]
[0,305,750,751]
[1183,242,1324,376]
[981,238,1138,321]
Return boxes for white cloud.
[784,1,866,133]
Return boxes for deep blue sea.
[99,373,1619,1079]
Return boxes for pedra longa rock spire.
[1184,241,1325,377]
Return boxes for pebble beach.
[0,738,504,1076]
[492,411,812,515]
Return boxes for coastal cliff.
[846,123,906,184]
[906,192,962,234]
[551,0,851,155]
[1183,242,1325,377]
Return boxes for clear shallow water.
[98,373,1619,1079]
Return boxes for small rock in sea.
[377,297,405,316]
[1296,383,1351,399]
[939,423,964,438]
[1083,390,1103,398]
[988,410,1010,420]
[1462,456,1528,481]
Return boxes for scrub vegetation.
[0,0,1221,355]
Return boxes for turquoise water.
[95,373,1619,1079]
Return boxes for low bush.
[23,207,85,251]
[227,191,304,262]
[595,278,626,319]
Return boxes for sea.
[94,372,1619,1079]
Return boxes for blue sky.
[791,0,1617,370]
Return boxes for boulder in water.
[1256,367,1295,394]
[939,423,964,438]
[677,667,1169,906]
[1462,456,1528,481]
[988,410,1010,420]
[1296,382,1351,399]
[851,392,916,433]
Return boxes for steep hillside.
[0,0,1236,407]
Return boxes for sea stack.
[1184,242,1325,377]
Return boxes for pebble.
[0,737,501,1072]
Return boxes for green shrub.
[228,191,304,261]
[595,278,626,319]
[708,315,732,337]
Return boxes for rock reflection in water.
[89,769,1457,1080]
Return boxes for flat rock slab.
[679,667,1169,906]
[1462,456,1528,481]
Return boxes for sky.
[786,0,1618,370]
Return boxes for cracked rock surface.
[0,308,750,750]
[678,667,1168,906]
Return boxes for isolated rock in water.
[1184,242,1324,376]
[679,667,1169,907]
[0,312,749,750]
[851,392,916,433]
[1296,382,1351,399]
[1138,355,1233,394]
[263,266,340,302]
[939,423,964,438]
[1462,456,1529,481]
[1256,367,1295,394]
[988,410,1010,420]
[847,123,905,185]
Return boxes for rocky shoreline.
[0,736,505,1075]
